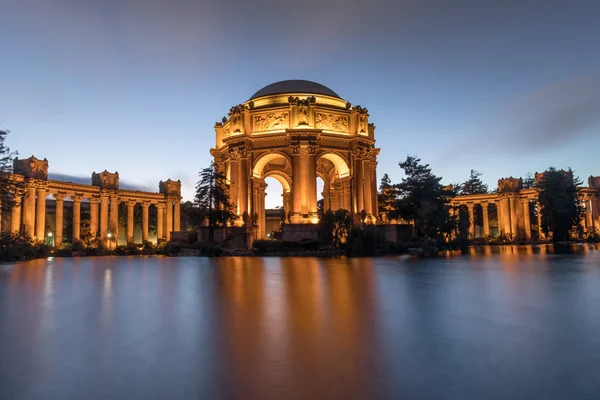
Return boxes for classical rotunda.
[211,80,380,239]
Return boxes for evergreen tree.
[394,156,455,242]
[522,172,536,189]
[0,129,22,212]
[378,173,398,223]
[459,170,488,195]
[537,167,582,242]
[195,162,235,242]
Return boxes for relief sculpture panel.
[253,113,289,132]
[315,112,348,132]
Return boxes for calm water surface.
[1,246,600,400]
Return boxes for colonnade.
[5,156,182,247]
[453,182,600,240]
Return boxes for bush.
[71,240,86,252]
[162,242,182,256]
[344,226,388,257]
[0,232,51,262]
[54,246,73,257]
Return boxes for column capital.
[88,195,100,204]
[141,200,151,209]
[54,192,67,202]
[306,140,318,155]
[72,193,84,202]
[125,199,137,207]
[290,140,301,155]
[156,202,166,210]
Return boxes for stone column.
[89,197,99,239]
[166,199,173,240]
[126,200,136,244]
[354,153,364,214]
[282,192,291,223]
[229,155,239,216]
[290,142,303,223]
[109,194,119,242]
[322,188,331,211]
[238,148,249,219]
[11,197,22,233]
[500,196,511,237]
[260,181,267,237]
[371,157,379,221]
[156,203,165,240]
[342,179,351,211]
[467,203,475,239]
[495,201,502,236]
[482,202,490,237]
[583,196,592,231]
[509,195,518,239]
[142,202,150,242]
[307,143,318,219]
[522,198,532,240]
[362,158,373,221]
[72,195,82,242]
[35,186,47,241]
[100,193,109,240]
[54,193,66,247]
[22,183,36,238]
[174,199,181,232]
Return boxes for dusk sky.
[2,0,600,207]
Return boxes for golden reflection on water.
[212,257,377,398]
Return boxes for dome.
[250,80,341,100]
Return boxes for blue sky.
[2,0,600,207]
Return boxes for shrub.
[0,232,51,262]
[162,242,182,256]
[54,246,73,257]
[71,240,86,252]
[196,242,223,257]
[344,226,388,257]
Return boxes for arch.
[264,170,291,192]
[318,152,350,178]
[252,151,292,178]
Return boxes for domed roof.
[250,80,341,100]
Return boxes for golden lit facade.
[4,156,182,246]
[211,80,380,238]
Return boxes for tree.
[459,170,488,195]
[393,156,455,242]
[378,173,398,223]
[195,162,235,242]
[522,172,536,189]
[318,209,353,248]
[0,129,22,212]
[537,167,582,242]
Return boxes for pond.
[1,246,600,399]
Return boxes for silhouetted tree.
[0,129,22,212]
[459,170,488,195]
[195,162,235,242]
[318,209,353,248]
[522,172,536,189]
[537,167,582,242]
[393,156,455,242]
[317,198,324,215]
[378,173,398,223]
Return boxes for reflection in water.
[1,251,600,400]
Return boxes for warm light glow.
[47,232,53,237]
[319,153,350,178]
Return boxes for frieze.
[315,112,348,132]
[253,112,289,132]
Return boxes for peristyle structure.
[4,156,182,246]
[211,80,380,238]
